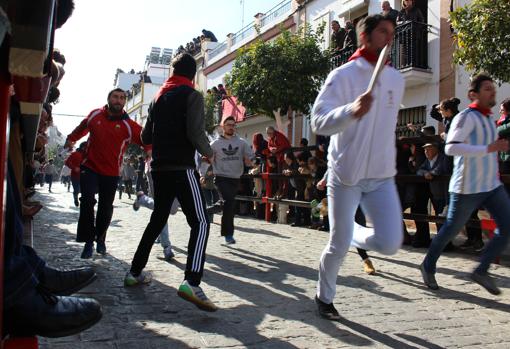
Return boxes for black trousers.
[130,169,209,286]
[215,176,240,237]
[77,166,119,243]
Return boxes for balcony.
[260,0,292,28]
[330,21,432,87]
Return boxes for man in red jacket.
[65,141,87,207]
[65,88,149,259]
[266,126,291,165]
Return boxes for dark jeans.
[215,176,240,237]
[424,186,510,274]
[130,169,209,286]
[71,176,80,201]
[45,174,53,191]
[77,166,119,243]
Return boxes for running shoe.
[177,280,218,312]
[124,271,152,287]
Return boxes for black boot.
[39,266,97,296]
[4,286,102,338]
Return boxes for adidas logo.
[222,144,239,156]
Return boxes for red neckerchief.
[348,47,390,65]
[468,102,492,117]
[154,74,194,102]
[497,113,508,126]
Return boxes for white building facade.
[202,0,510,146]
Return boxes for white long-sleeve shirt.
[311,57,405,186]
[445,108,500,194]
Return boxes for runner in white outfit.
[311,14,405,320]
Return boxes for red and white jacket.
[67,106,149,177]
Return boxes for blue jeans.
[423,185,510,274]
[138,194,174,249]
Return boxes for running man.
[311,14,404,320]
[420,74,510,295]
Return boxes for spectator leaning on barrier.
[330,20,346,52]
[397,0,424,23]
[381,1,399,22]
[266,126,291,166]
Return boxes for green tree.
[450,0,510,82]
[225,24,330,119]
[203,92,219,134]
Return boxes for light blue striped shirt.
[446,108,501,194]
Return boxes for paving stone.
[31,185,510,348]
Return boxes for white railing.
[260,0,292,28]
[232,23,255,46]
[208,41,227,60]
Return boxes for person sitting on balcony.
[381,1,399,22]
[397,0,424,24]
[343,21,357,49]
[267,126,291,169]
[330,20,346,52]
[202,29,218,42]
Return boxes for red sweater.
[268,130,291,162]
[65,150,83,179]
[67,106,149,176]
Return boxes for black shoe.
[80,242,93,259]
[291,222,304,227]
[412,238,431,248]
[206,202,223,215]
[472,239,484,252]
[471,271,501,295]
[315,295,340,320]
[74,198,79,207]
[443,241,455,252]
[4,286,102,338]
[39,266,97,296]
[458,239,474,250]
[420,263,439,290]
[96,241,106,255]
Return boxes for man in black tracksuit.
[124,53,217,312]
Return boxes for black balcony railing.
[330,21,429,71]
[330,45,356,70]
[392,21,429,70]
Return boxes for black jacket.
[142,86,213,171]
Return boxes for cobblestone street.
[33,183,510,349]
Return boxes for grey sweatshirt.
[211,135,253,179]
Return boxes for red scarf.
[468,102,492,117]
[154,74,194,102]
[348,47,390,65]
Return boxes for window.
[396,106,426,137]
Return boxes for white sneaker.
[124,271,152,286]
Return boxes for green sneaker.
[177,280,218,312]
[124,271,152,287]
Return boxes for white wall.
[206,61,234,90]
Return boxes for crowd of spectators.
[175,29,218,57]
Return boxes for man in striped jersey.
[421,74,510,295]
[124,53,217,312]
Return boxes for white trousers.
[317,177,403,303]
